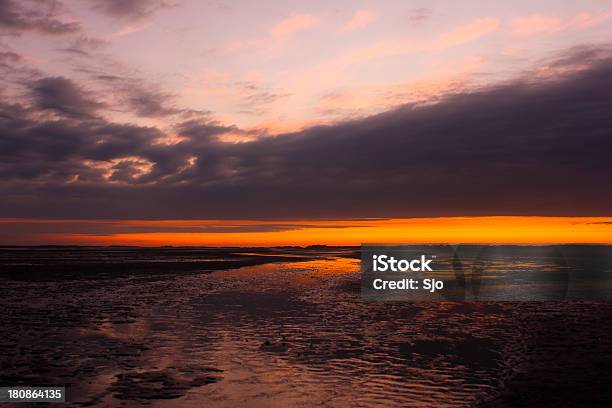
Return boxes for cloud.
[291,17,498,93]
[91,73,209,119]
[345,18,497,63]
[220,13,318,54]
[548,45,610,69]
[271,14,318,38]
[109,24,150,38]
[0,219,366,236]
[433,17,499,49]
[122,85,181,117]
[339,10,377,33]
[314,75,471,119]
[511,15,560,37]
[0,0,80,35]
[89,0,172,20]
[0,49,20,64]
[512,11,612,37]
[59,35,108,56]
[236,81,292,115]
[408,8,430,24]
[30,77,105,118]
[1,47,612,219]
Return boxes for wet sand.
[1,247,611,407]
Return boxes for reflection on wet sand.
[1,247,611,407]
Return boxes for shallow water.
[1,248,611,407]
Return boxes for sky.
[1,0,612,245]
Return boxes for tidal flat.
[1,246,611,407]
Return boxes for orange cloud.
[287,17,498,112]
[219,13,318,56]
[433,17,499,49]
[339,10,378,33]
[109,24,150,38]
[315,74,475,119]
[318,17,498,69]
[512,11,612,37]
[272,14,318,37]
[511,15,560,37]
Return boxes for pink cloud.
[272,14,318,37]
[314,56,484,119]
[512,15,564,37]
[109,24,150,38]
[512,11,612,37]
[339,10,378,33]
[220,13,318,54]
[433,18,499,49]
[325,17,499,68]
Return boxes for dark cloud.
[120,85,211,119]
[176,119,238,141]
[95,74,122,82]
[0,220,366,236]
[89,0,173,20]
[0,0,80,35]
[1,48,612,219]
[91,73,209,118]
[0,46,40,87]
[0,50,19,63]
[59,35,108,56]
[31,77,105,118]
[123,85,182,117]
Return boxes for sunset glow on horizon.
[3,217,612,246]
